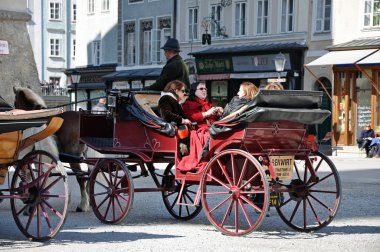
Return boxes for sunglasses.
[197,87,208,91]
[179,89,186,93]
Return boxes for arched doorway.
[316,77,332,143]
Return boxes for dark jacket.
[361,129,375,140]
[221,96,249,118]
[146,55,190,91]
[158,94,187,125]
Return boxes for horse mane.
[13,86,47,110]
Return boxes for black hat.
[161,38,181,52]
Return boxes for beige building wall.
[0,0,40,104]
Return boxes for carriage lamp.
[107,89,121,108]
[71,71,81,111]
[274,52,286,80]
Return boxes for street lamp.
[274,52,286,81]
[71,70,81,111]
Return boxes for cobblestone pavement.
[0,156,379,252]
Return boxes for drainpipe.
[173,0,177,37]
[41,0,45,81]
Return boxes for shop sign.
[232,53,291,72]
[0,40,9,55]
[196,58,232,74]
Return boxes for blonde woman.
[221,82,258,118]
[265,82,284,90]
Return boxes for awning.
[306,49,378,66]
[197,73,230,80]
[103,67,162,81]
[230,72,287,79]
[67,82,106,90]
[357,50,380,65]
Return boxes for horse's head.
[13,86,47,110]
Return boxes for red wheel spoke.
[231,153,237,185]
[103,196,112,219]
[42,199,64,219]
[100,169,111,186]
[240,195,263,213]
[309,194,333,213]
[306,197,322,225]
[116,193,130,203]
[237,158,249,187]
[278,197,292,208]
[114,195,124,213]
[234,199,239,233]
[42,174,64,193]
[203,191,230,195]
[25,205,37,233]
[294,162,301,180]
[15,203,29,217]
[113,166,119,186]
[238,198,253,227]
[303,199,307,229]
[309,172,334,187]
[40,202,53,234]
[289,201,301,222]
[96,194,111,209]
[95,179,109,190]
[115,187,131,194]
[93,191,108,196]
[220,198,234,228]
[112,195,116,221]
[238,172,260,190]
[309,189,337,194]
[216,159,233,186]
[209,194,233,214]
[206,173,231,190]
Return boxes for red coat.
[182,97,219,128]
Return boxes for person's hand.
[182,118,192,125]
[215,107,223,116]
[204,107,217,118]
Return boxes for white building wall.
[75,0,118,67]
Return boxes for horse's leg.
[70,162,89,212]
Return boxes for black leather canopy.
[210,90,331,137]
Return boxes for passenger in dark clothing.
[222,82,258,119]
[358,123,375,157]
[145,38,190,91]
[158,80,191,126]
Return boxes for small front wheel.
[200,149,269,236]
[89,158,134,224]
[161,163,202,220]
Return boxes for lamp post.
[274,52,287,81]
[71,70,81,111]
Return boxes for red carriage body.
[78,90,341,236]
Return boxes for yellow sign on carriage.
[269,155,294,180]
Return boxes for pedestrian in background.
[145,38,190,91]
[92,98,107,114]
[358,122,375,157]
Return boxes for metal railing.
[41,85,68,96]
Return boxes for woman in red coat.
[182,82,223,128]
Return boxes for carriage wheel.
[89,158,134,224]
[161,164,202,220]
[10,150,69,241]
[200,149,269,236]
[276,151,341,232]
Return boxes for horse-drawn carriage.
[0,97,69,241]
[76,89,341,236]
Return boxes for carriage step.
[59,152,83,163]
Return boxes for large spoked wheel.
[89,158,134,224]
[200,149,269,236]
[161,164,202,220]
[276,151,341,232]
[10,150,69,241]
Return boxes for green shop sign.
[196,58,232,74]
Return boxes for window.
[257,0,269,34]
[50,38,61,57]
[72,39,76,58]
[364,0,380,27]
[151,29,161,64]
[88,0,95,14]
[92,41,101,66]
[49,2,61,20]
[127,32,135,65]
[188,7,198,40]
[281,0,294,32]
[143,30,152,64]
[211,4,222,38]
[235,2,246,36]
[72,4,76,22]
[102,0,110,12]
[315,0,331,32]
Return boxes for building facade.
[26,0,76,92]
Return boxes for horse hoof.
[76,207,84,212]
